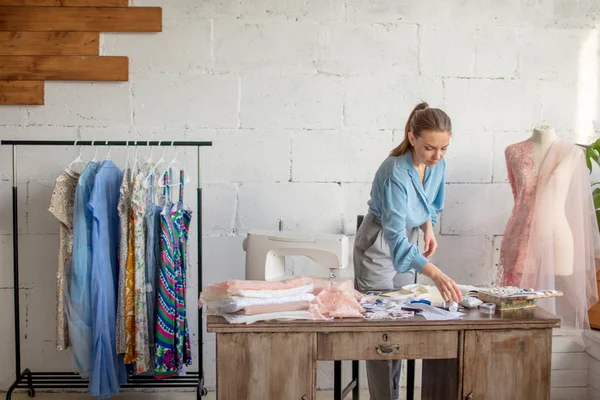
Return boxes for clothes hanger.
[91,140,99,163]
[105,141,112,160]
[146,141,154,164]
[144,141,168,188]
[131,141,139,183]
[67,140,87,171]
[124,141,131,170]
[158,142,189,188]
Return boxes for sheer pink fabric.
[500,138,600,330]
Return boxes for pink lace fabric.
[499,138,600,331]
[498,140,537,286]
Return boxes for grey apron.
[353,212,419,400]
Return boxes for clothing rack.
[0,139,212,400]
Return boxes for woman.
[354,102,462,400]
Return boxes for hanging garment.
[131,165,151,374]
[123,211,136,364]
[116,168,132,355]
[67,161,100,377]
[88,160,127,398]
[499,138,600,331]
[155,170,178,377]
[145,172,162,371]
[172,170,192,368]
[49,167,81,351]
[498,140,538,287]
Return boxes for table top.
[207,306,561,333]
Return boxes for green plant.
[581,139,600,229]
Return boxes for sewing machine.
[243,229,349,281]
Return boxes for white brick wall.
[1,0,599,393]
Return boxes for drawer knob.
[376,344,400,356]
[465,393,473,400]
[302,396,309,400]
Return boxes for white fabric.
[234,284,314,299]
[522,140,600,331]
[205,293,315,315]
[221,310,319,324]
[406,302,464,321]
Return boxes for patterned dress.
[123,212,136,364]
[154,170,192,376]
[172,170,192,367]
[49,167,80,351]
[116,168,132,355]
[155,170,177,377]
[131,166,151,373]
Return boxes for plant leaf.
[593,188,600,210]
[586,149,593,171]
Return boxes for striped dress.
[172,170,192,368]
[154,169,192,377]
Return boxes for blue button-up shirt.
[367,152,446,273]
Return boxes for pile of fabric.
[200,276,364,324]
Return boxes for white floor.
[7,388,422,399]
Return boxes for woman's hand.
[423,229,437,258]
[421,263,463,303]
[420,220,437,258]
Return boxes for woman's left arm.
[421,220,436,257]
[422,160,446,257]
[430,159,446,226]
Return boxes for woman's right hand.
[421,263,463,303]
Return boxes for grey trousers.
[354,212,418,400]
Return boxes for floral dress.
[49,167,80,351]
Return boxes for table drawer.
[317,330,458,360]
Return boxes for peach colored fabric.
[233,301,310,315]
[200,276,312,302]
[311,279,364,318]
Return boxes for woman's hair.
[390,102,452,156]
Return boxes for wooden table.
[207,307,560,400]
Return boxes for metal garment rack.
[0,140,212,400]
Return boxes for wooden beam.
[0,32,99,55]
[0,56,128,81]
[0,6,162,32]
[0,80,43,105]
[0,0,128,6]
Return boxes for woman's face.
[409,129,451,167]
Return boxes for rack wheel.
[201,387,207,396]
[27,388,35,397]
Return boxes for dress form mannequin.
[529,126,574,276]
[530,125,558,174]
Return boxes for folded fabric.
[222,309,325,324]
[233,301,310,315]
[200,276,313,302]
[205,293,315,314]
[235,284,314,299]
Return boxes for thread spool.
[479,302,496,315]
